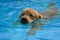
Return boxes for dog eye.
[30,14,33,17]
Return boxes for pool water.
[0,0,60,40]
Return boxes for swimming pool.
[0,0,60,40]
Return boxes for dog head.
[19,8,43,24]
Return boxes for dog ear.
[36,14,42,19]
[38,14,45,19]
[39,14,41,18]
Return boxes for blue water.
[0,0,60,40]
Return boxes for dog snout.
[21,18,28,24]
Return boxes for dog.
[19,8,44,24]
[18,2,58,35]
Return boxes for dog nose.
[21,18,28,24]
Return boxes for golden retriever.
[18,2,58,35]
